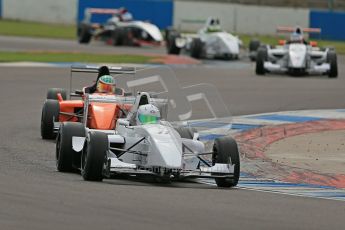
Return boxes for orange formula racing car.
[40,65,136,139]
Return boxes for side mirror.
[278,40,286,46]
[310,41,318,47]
[75,90,84,95]
[118,119,129,126]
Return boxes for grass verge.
[1,19,345,54]
[0,51,158,64]
[0,20,76,39]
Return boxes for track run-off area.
[0,36,345,229]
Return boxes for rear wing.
[71,64,136,74]
[277,26,321,34]
[83,7,124,23]
[69,65,136,98]
[86,8,121,15]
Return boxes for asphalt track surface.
[1,38,345,229]
[0,35,166,55]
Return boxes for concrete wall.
[2,0,77,24]
[174,1,309,35]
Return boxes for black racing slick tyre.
[56,122,85,172]
[175,126,197,139]
[249,39,261,52]
[212,137,240,188]
[78,24,92,44]
[249,39,261,61]
[81,131,108,181]
[41,99,60,139]
[166,32,181,55]
[46,88,67,100]
[112,28,125,46]
[190,38,203,59]
[327,51,338,78]
[256,47,267,75]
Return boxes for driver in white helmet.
[201,17,222,33]
[136,104,161,125]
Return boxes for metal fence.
[175,0,345,10]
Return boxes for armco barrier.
[310,10,345,41]
[78,0,173,29]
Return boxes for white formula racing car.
[255,27,338,78]
[78,7,163,46]
[166,17,242,60]
[55,65,240,187]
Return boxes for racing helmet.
[96,75,116,93]
[290,32,303,43]
[136,104,161,125]
[206,17,221,33]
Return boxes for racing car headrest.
[295,27,302,35]
[139,95,149,106]
[98,66,110,80]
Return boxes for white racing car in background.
[56,65,240,187]
[78,7,163,46]
[254,27,338,78]
[166,17,242,60]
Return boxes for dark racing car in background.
[77,7,163,47]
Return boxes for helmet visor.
[97,81,115,93]
[138,114,160,124]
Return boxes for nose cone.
[218,33,240,54]
[289,44,307,68]
[139,21,163,42]
[144,125,183,169]
[89,103,117,130]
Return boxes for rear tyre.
[78,24,92,44]
[190,38,203,59]
[212,137,240,188]
[112,28,125,46]
[175,126,197,139]
[81,131,108,181]
[249,39,261,52]
[256,47,267,75]
[47,88,67,100]
[327,51,338,78]
[41,99,60,139]
[249,39,261,61]
[56,122,85,172]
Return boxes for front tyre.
[190,38,203,59]
[327,51,338,78]
[81,131,108,181]
[41,99,60,139]
[78,24,92,44]
[256,47,267,75]
[46,88,67,100]
[56,122,85,172]
[212,137,240,188]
